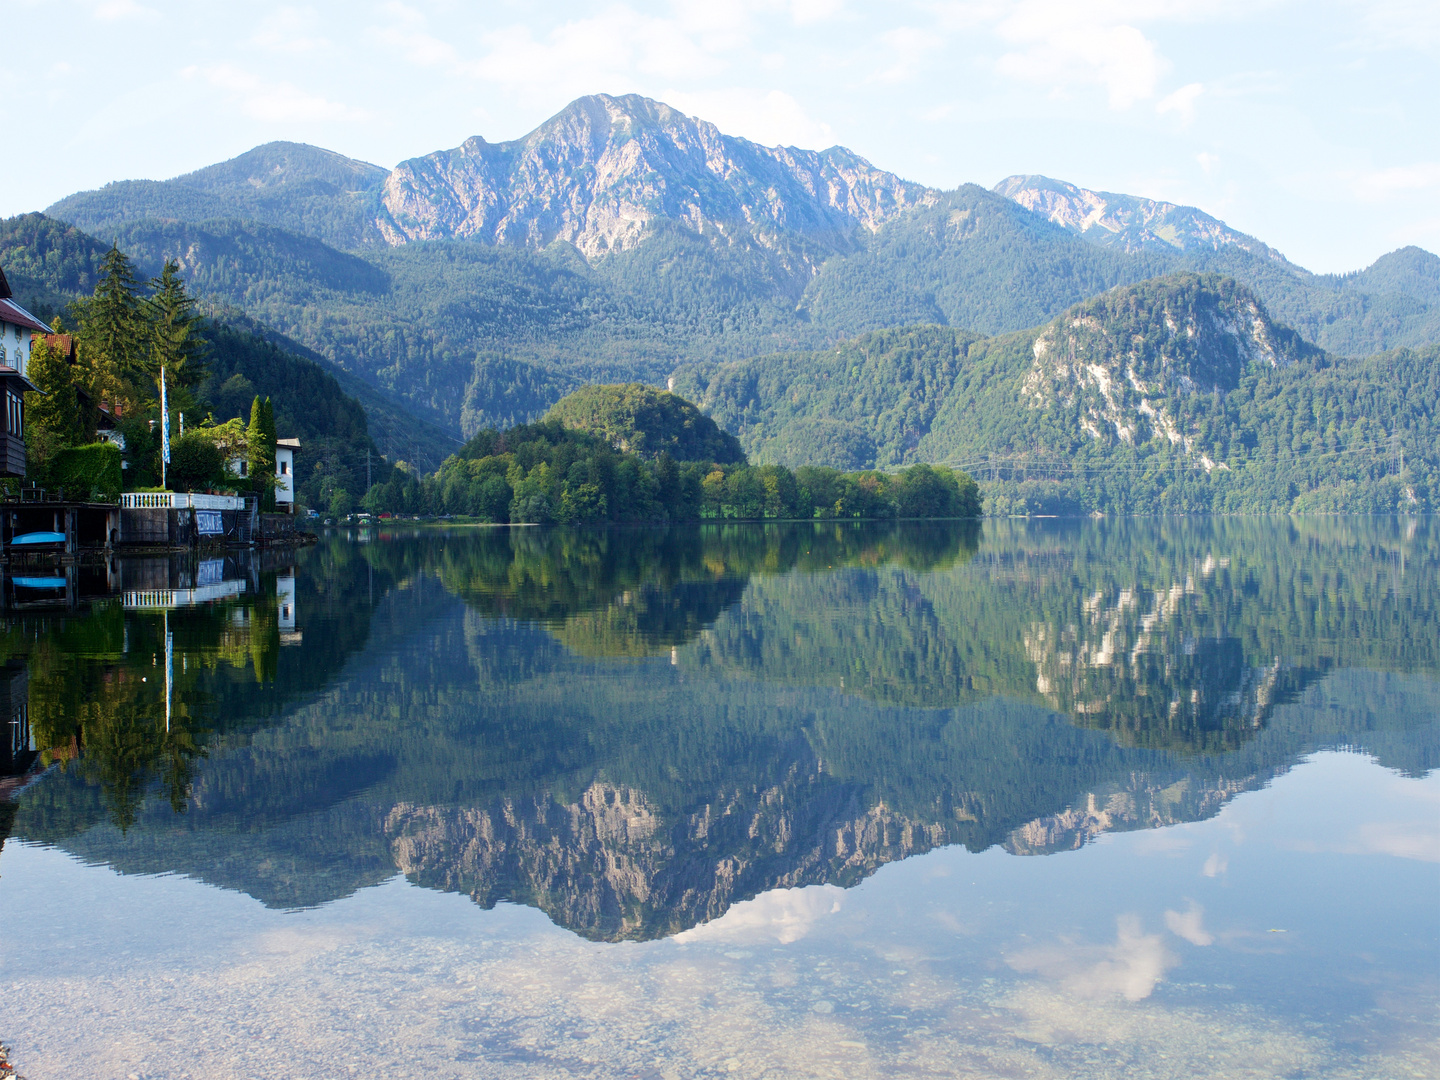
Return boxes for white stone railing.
[122,580,246,609]
[121,493,247,510]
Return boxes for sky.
[4,0,1437,273]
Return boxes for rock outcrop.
[376,94,933,256]
[994,174,1291,262]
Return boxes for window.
[280,460,289,475]
[239,460,248,477]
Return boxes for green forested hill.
[0,213,457,477]
[33,178,1438,444]
[675,274,1438,513]
[47,141,389,250]
[544,383,745,463]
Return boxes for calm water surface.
[0,519,1436,1079]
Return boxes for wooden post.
[65,508,77,555]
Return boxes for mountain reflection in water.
[2,518,1435,941]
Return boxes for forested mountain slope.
[0,213,457,473]
[995,176,1440,356]
[673,274,1438,513]
[33,93,1439,447]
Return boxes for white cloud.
[466,9,728,101]
[929,2,1266,110]
[1007,914,1177,1001]
[1343,0,1440,52]
[792,0,845,25]
[1355,162,1440,202]
[673,885,843,945]
[92,0,158,21]
[663,88,835,148]
[1164,903,1214,946]
[1201,850,1227,875]
[996,16,1165,109]
[368,2,460,68]
[875,26,945,83]
[185,64,369,123]
[1156,80,1203,121]
[251,6,332,56]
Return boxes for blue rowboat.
[13,576,65,589]
[10,532,65,546]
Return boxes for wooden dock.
[1,493,310,558]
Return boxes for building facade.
[275,438,299,512]
[0,268,47,478]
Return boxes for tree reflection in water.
[3,517,1435,939]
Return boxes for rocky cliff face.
[994,174,1290,263]
[384,775,959,941]
[1022,274,1316,466]
[1003,772,1266,855]
[376,94,934,256]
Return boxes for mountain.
[30,93,1440,459]
[377,93,931,256]
[48,141,389,250]
[672,272,1439,512]
[994,175,1440,356]
[543,382,745,463]
[993,174,1290,261]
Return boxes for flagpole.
[165,609,172,734]
[160,367,170,489]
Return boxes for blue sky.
[6,0,1437,272]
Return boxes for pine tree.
[146,259,207,399]
[248,395,277,510]
[75,246,147,413]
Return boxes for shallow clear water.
[1,519,1436,1078]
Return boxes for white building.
[0,267,47,478]
[276,438,299,512]
[227,436,300,511]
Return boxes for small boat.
[9,531,65,547]
[12,577,65,589]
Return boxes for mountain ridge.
[377,93,933,258]
[24,91,1440,473]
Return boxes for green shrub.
[167,431,228,493]
[49,442,123,502]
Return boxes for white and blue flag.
[160,367,171,465]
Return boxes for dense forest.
[675,274,1440,513]
[0,213,457,476]
[362,412,981,523]
[0,214,427,509]
[32,151,1440,441]
[10,161,1438,514]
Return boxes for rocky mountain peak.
[1023,274,1320,464]
[376,93,933,256]
[994,174,1290,263]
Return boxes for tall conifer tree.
[75,246,147,412]
[146,259,206,393]
[248,395,278,510]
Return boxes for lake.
[1,518,1436,1079]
